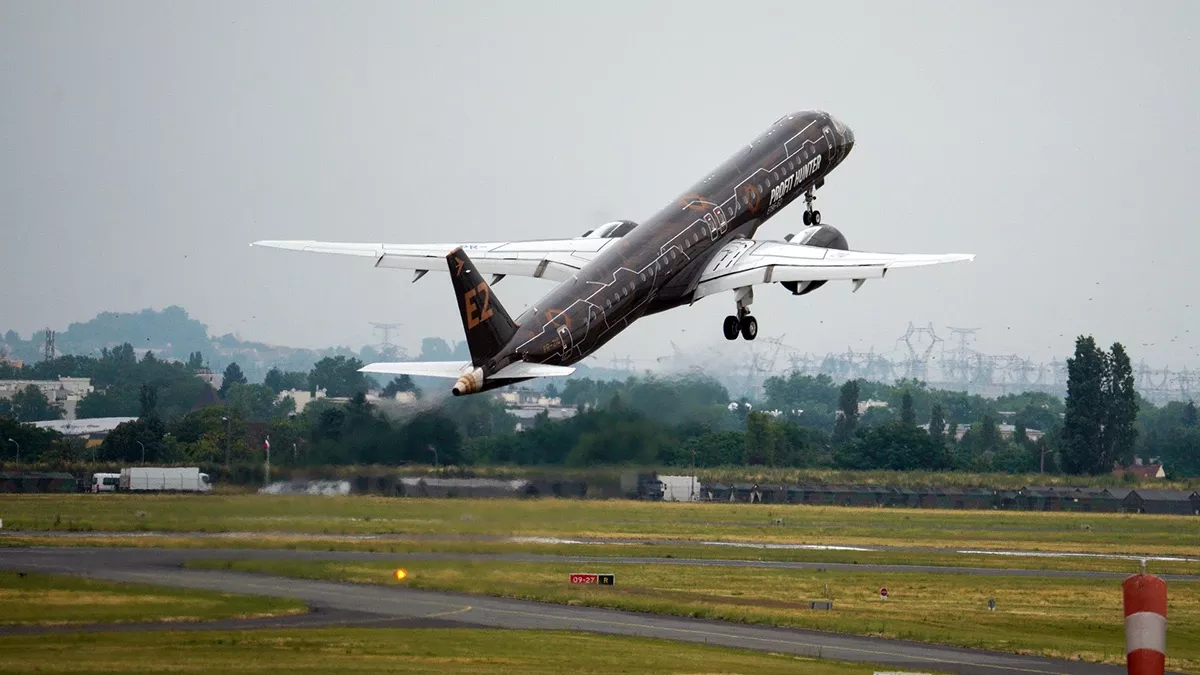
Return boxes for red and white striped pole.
[1123,573,1167,675]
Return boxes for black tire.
[722,315,740,340]
[812,210,821,225]
[739,315,758,341]
[802,211,812,226]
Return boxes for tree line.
[2,336,1197,477]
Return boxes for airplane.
[254,110,974,396]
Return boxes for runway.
[2,542,1195,582]
[0,547,1155,675]
[12,529,1199,567]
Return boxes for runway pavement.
[0,546,1156,675]
[10,529,1198,568]
[2,543,1195,581]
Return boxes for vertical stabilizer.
[446,247,519,367]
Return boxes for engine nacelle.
[451,367,484,396]
[781,225,848,296]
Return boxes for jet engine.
[780,224,848,296]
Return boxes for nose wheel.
[801,186,821,226]
[723,287,757,340]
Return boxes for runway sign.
[569,573,615,585]
[880,587,889,600]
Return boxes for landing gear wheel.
[803,187,819,227]
[722,315,740,340]
[739,315,758,341]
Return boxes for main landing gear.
[723,287,757,341]
[801,186,821,226]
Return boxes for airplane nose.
[825,113,854,159]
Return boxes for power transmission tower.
[370,322,407,360]
[43,329,55,361]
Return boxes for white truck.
[119,467,212,493]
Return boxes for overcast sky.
[3,1,1198,372]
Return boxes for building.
[502,388,578,430]
[857,399,889,415]
[1123,489,1199,515]
[918,422,1045,443]
[1112,457,1166,480]
[32,416,138,451]
[0,377,94,420]
[277,388,326,411]
[195,370,223,393]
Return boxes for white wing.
[252,237,620,282]
[693,238,974,300]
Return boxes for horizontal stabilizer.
[359,361,472,378]
[491,362,575,379]
[358,360,574,380]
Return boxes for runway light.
[393,568,408,581]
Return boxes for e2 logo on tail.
[463,282,494,329]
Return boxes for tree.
[744,411,781,466]
[139,384,159,419]
[381,376,420,399]
[900,390,916,425]
[835,420,950,471]
[186,351,205,371]
[100,418,166,463]
[1012,420,1029,448]
[1185,401,1199,428]
[263,368,309,394]
[1159,426,1200,477]
[419,337,455,361]
[225,383,291,422]
[309,356,370,398]
[833,380,859,444]
[219,362,247,398]
[1060,336,1107,474]
[1102,343,1138,469]
[928,404,946,443]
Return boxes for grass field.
[3,494,1198,557]
[0,627,888,674]
[0,571,306,626]
[188,557,1200,671]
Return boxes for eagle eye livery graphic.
[254,111,974,395]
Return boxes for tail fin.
[447,247,519,366]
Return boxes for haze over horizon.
[4,2,1199,370]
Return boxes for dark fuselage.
[489,111,855,377]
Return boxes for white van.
[91,473,121,493]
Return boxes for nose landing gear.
[801,186,821,226]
